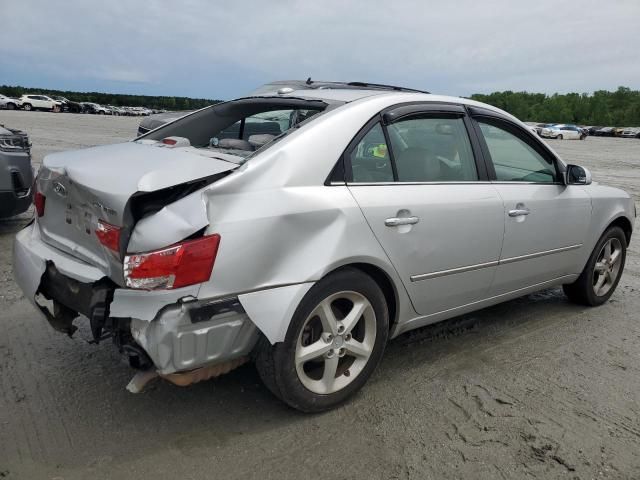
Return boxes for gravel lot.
[1,110,639,479]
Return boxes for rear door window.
[386,116,477,182]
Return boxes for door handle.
[385,216,420,227]
[508,208,530,217]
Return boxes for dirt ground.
[1,110,639,480]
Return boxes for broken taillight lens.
[123,234,220,290]
[34,191,46,217]
[95,220,121,253]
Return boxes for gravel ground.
[1,110,639,480]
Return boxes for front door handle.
[508,207,530,217]
[385,216,420,227]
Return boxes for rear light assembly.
[124,234,220,290]
[34,191,46,217]
[95,220,121,253]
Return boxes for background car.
[51,96,83,113]
[82,102,110,114]
[0,94,20,110]
[0,125,33,218]
[594,126,615,136]
[621,128,640,138]
[18,94,62,112]
[540,124,586,140]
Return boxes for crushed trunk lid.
[36,141,238,284]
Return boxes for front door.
[346,107,505,315]
[473,117,591,295]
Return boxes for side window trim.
[470,114,564,183]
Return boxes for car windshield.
[141,97,331,164]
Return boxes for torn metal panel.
[129,298,259,374]
[238,283,314,344]
[109,285,200,321]
[127,189,210,253]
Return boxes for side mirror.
[566,164,592,185]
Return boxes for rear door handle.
[508,208,530,217]
[385,216,420,227]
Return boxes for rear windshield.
[140,97,331,164]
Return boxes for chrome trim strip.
[410,260,499,282]
[410,244,583,282]
[499,244,582,265]
[347,181,564,186]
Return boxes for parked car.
[51,96,83,113]
[0,125,33,217]
[594,127,615,137]
[82,102,110,115]
[14,82,635,412]
[540,124,586,140]
[621,128,640,138]
[18,94,63,112]
[0,94,20,110]
[587,126,603,136]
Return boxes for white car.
[0,94,20,110]
[18,94,63,112]
[540,124,586,140]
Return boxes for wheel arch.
[607,215,633,244]
[326,262,399,332]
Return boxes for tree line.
[470,87,640,126]
[0,85,221,111]
[2,84,639,125]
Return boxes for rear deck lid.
[36,141,238,283]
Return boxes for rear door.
[346,103,505,316]
[469,110,591,295]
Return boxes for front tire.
[563,226,626,306]
[255,268,389,412]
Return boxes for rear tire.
[563,226,626,306]
[255,268,389,412]
[6,103,16,110]
[557,134,563,140]
[23,103,32,111]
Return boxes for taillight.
[123,234,220,290]
[95,220,121,253]
[34,191,46,217]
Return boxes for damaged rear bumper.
[13,222,259,377]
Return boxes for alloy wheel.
[593,238,623,296]
[295,291,376,394]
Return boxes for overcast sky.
[1,0,639,99]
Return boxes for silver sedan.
[13,82,635,411]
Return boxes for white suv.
[18,94,62,112]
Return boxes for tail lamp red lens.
[123,234,220,290]
[34,191,46,217]
[95,220,121,253]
